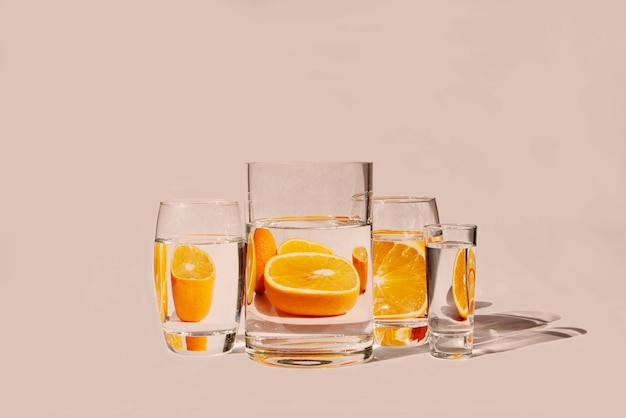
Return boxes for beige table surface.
[1,1,624,417]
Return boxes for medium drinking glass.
[245,162,373,367]
[153,200,244,355]
[371,196,439,346]
[424,223,477,359]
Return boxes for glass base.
[245,334,373,368]
[374,323,428,347]
[163,330,237,356]
[429,330,473,359]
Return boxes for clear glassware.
[244,162,374,367]
[371,196,440,346]
[153,199,244,356]
[424,223,478,359]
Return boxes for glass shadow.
[370,307,587,362]
[472,311,586,357]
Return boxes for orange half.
[352,246,368,293]
[372,239,427,319]
[245,231,256,304]
[171,245,216,322]
[264,252,359,316]
[253,228,277,293]
[153,242,168,322]
[277,238,334,255]
[452,247,476,319]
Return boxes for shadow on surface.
[371,307,587,362]
[372,342,431,362]
[472,311,586,357]
[231,306,587,362]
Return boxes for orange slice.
[245,231,256,304]
[264,252,360,316]
[153,242,168,322]
[277,238,334,255]
[468,248,476,315]
[372,239,427,319]
[253,228,277,293]
[171,245,215,322]
[352,246,368,293]
[452,247,476,319]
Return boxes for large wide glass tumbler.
[245,162,374,367]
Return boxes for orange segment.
[468,248,476,315]
[452,247,476,319]
[277,238,334,255]
[375,326,428,346]
[264,252,360,316]
[352,246,368,293]
[372,238,427,319]
[165,333,183,350]
[185,336,207,351]
[171,245,215,322]
[253,228,277,293]
[153,242,168,322]
[375,328,410,346]
[245,231,257,305]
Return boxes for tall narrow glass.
[245,162,374,367]
[371,196,439,346]
[424,223,477,359]
[153,200,244,356]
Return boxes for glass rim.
[372,195,436,203]
[423,223,477,231]
[159,199,239,206]
[246,161,373,166]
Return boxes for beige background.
[1,1,625,417]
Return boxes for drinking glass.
[245,162,373,367]
[153,200,244,355]
[424,223,477,359]
[371,196,439,346]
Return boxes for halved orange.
[171,245,215,322]
[153,242,168,322]
[253,228,277,293]
[245,231,257,305]
[277,238,334,255]
[372,238,427,319]
[352,246,368,293]
[468,248,476,315]
[264,252,360,316]
[452,247,476,319]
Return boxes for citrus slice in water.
[352,246,368,293]
[375,328,412,346]
[264,252,360,316]
[468,247,476,315]
[252,228,277,293]
[165,333,183,350]
[277,238,334,255]
[171,245,215,322]
[153,242,168,322]
[372,239,427,319]
[374,326,428,346]
[452,247,476,319]
[245,231,257,305]
[185,335,207,352]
